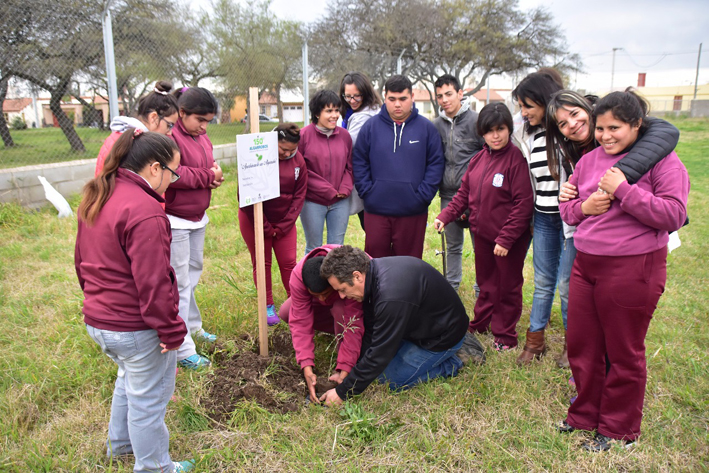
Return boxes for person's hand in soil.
[303,366,319,404]
[319,388,344,407]
[328,370,349,384]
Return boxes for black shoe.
[456,332,486,365]
[555,420,576,433]
[582,433,635,452]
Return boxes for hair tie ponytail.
[153,88,168,96]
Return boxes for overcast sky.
[201,0,709,93]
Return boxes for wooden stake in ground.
[248,87,269,357]
[237,89,279,356]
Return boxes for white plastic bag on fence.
[37,176,73,218]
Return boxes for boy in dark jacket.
[433,74,484,292]
[317,246,485,405]
[353,75,444,259]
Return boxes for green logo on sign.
[253,136,263,145]
[256,154,263,161]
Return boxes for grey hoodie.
[433,98,484,200]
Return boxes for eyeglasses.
[155,162,180,183]
[342,94,363,102]
[159,115,175,130]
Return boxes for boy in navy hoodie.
[353,75,444,259]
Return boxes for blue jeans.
[529,211,577,331]
[300,198,350,255]
[171,226,206,360]
[86,325,177,473]
[377,336,465,390]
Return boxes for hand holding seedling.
[303,366,319,404]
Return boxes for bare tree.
[309,0,582,114]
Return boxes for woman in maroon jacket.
[76,130,194,472]
[167,87,224,370]
[434,103,534,351]
[239,123,308,325]
[299,89,353,255]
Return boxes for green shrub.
[10,116,27,130]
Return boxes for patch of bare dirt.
[201,331,337,422]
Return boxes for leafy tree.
[208,0,303,130]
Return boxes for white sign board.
[237,132,280,207]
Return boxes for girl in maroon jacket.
[76,130,194,472]
[239,123,308,325]
[299,90,354,255]
[434,103,534,351]
[167,87,224,370]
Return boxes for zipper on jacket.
[192,135,209,167]
[473,152,494,230]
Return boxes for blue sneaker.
[173,459,195,472]
[194,328,217,343]
[178,354,211,370]
[267,304,280,326]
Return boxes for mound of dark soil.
[201,331,338,422]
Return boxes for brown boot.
[556,330,570,368]
[516,329,547,365]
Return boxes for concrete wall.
[0,143,237,208]
[691,100,709,118]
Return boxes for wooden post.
[249,87,269,357]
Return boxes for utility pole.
[610,47,622,92]
[102,1,119,123]
[486,74,490,105]
[694,43,702,100]
[397,49,406,75]
[302,41,309,124]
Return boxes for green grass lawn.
[0,122,295,169]
[0,118,707,471]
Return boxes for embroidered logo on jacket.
[492,173,504,187]
[295,167,300,180]
[409,140,419,144]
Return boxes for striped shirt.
[527,129,559,213]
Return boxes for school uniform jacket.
[288,245,365,373]
[299,124,353,206]
[75,169,187,349]
[239,150,308,238]
[165,119,216,221]
[437,140,534,250]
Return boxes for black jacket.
[612,116,680,184]
[335,257,469,399]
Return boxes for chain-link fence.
[0,0,307,170]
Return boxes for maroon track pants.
[468,231,531,347]
[238,209,297,306]
[363,212,428,258]
[566,247,667,441]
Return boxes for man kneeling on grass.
[318,245,485,406]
